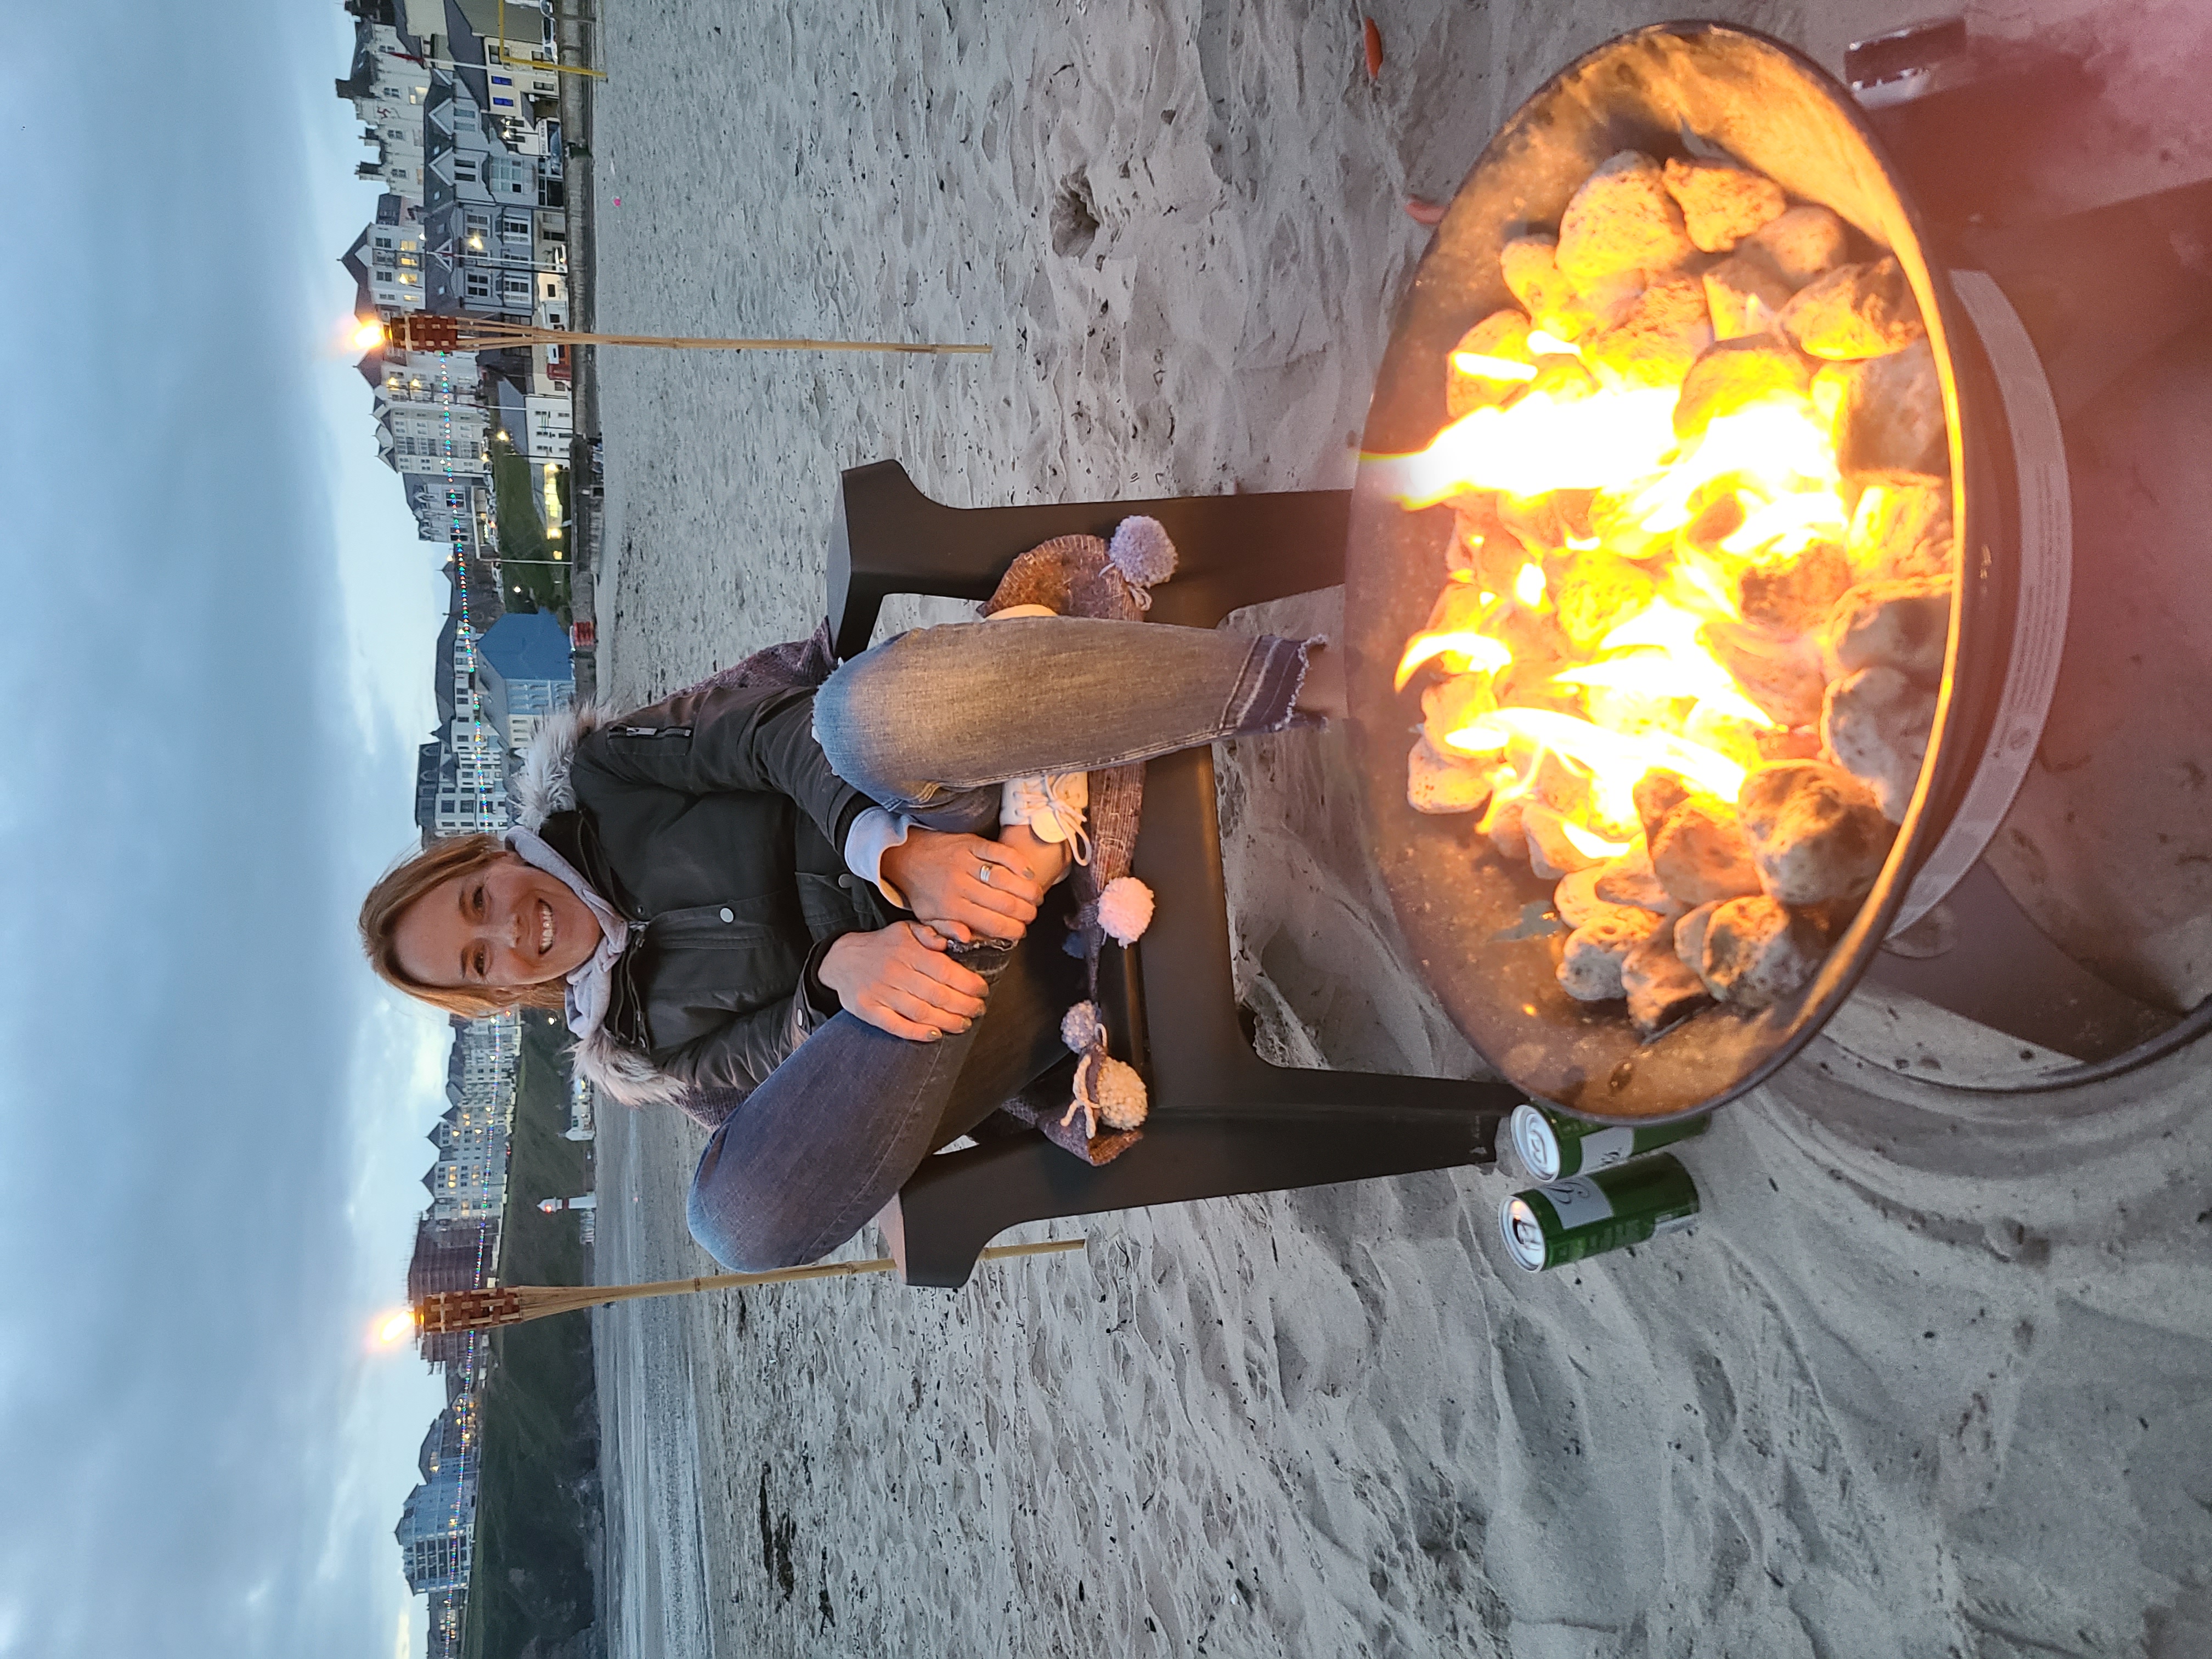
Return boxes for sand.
[579,1,2212,1652]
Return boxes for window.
[501,272,532,304]
[453,157,477,184]
[500,212,531,240]
[465,269,491,299]
[488,155,528,196]
[374,234,394,250]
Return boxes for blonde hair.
[359,834,568,1018]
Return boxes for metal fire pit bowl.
[1347,22,2019,1123]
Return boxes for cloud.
[0,4,458,1655]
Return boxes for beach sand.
[581,2,2212,1651]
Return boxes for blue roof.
[476,610,572,684]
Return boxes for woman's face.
[392,853,603,992]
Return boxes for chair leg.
[884,1104,1503,1289]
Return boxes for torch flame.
[376,1310,415,1344]
[352,318,389,352]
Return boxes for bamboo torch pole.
[415,1237,1086,1335]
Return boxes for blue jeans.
[685,616,1312,1271]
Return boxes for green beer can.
[1499,1154,1701,1272]
[1507,1101,1709,1181]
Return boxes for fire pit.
[1346,23,2045,1121]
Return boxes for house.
[334,9,431,200]
[339,194,427,314]
[473,610,574,753]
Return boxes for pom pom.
[1060,1049,1150,1138]
[1060,1000,1104,1053]
[1091,1055,1149,1130]
[1096,876,1155,944]
[1108,516,1177,588]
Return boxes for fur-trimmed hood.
[511,702,693,1110]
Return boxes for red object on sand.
[1364,17,1384,78]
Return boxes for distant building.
[340,195,428,314]
[473,610,573,753]
[416,585,512,838]
[395,1402,477,1594]
[423,1013,521,1223]
[565,1074,595,1141]
[334,15,431,200]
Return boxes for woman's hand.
[878,828,1047,943]
[818,922,990,1041]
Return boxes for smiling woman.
[359,834,577,1017]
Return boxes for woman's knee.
[814,628,974,798]
[686,1149,820,1273]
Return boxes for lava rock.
[1593,840,1685,917]
[1662,156,1789,253]
[1822,665,1938,821]
[1634,770,1694,844]
[1406,736,1498,815]
[1703,252,1799,341]
[1738,759,1895,905]
[1846,481,1953,582]
[1553,864,1610,928]
[1649,794,1764,907]
[1583,276,1715,391]
[1821,575,1951,682]
[1420,672,1498,755]
[1737,541,1852,633]
[1552,548,1657,652]
[1446,308,1536,418]
[1700,617,1829,727]
[1700,895,1829,1006]
[1500,234,1599,340]
[1673,336,1814,438]
[1833,338,1948,482]
[1556,151,1699,291]
[1558,905,1667,1001]
[1624,932,1713,1032]
[1779,257,1926,359]
[1743,205,1851,287]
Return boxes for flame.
[353,318,389,352]
[376,1310,415,1344]
[1385,323,1861,868]
[1452,352,1538,383]
[1560,819,1633,860]
[1365,385,1682,506]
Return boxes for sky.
[0,5,465,1655]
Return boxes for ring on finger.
[977,861,992,884]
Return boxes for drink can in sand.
[1506,1102,1709,1181]
[1499,1154,1700,1272]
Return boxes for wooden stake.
[416,1237,1085,1334]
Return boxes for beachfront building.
[473,610,573,753]
[416,585,514,838]
[340,195,428,316]
[374,379,490,483]
[423,1013,521,1225]
[422,70,550,325]
[334,9,431,201]
[395,1402,477,1594]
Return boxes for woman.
[360,612,1331,1271]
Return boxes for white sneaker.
[1002,770,1091,866]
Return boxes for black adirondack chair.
[828,460,1519,1286]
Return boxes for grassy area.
[460,1014,600,1659]
[489,438,573,620]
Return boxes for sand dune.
[583,1,2212,1652]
